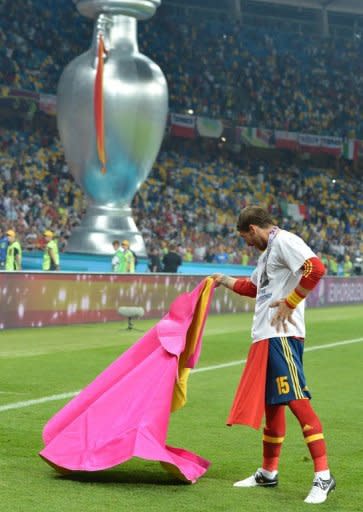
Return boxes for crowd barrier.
[0,273,362,329]
[21,251,255,275]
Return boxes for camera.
[353,257,363,275]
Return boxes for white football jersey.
[250,229,316,342]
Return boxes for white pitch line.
[0,391,80,412]
[192,336,363,373]
[0,391,27,395]
[0,337,362,414]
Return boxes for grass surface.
[0,305,362,511]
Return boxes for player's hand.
[269,299,297,332]
[210,273,225,287]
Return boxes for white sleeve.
[112,255,119,265]
[276,231,316,274]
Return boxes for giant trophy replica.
[58,0,168,257]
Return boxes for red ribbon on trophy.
[94,34,107,174]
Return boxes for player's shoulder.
[275,229,313,252]
[277,229,305,244]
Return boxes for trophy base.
[65,205,147,257]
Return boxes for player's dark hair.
[236,206,274,232]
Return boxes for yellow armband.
[285,289,305,309]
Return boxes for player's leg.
[262,403,286,474]
[277,336,335,503]
[288,399,336,504]
[233,404,285,487]
[234,338,289,488]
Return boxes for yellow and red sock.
[288,399,329,472]
[262,405,286,472]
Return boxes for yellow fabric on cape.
[171,277,214,412]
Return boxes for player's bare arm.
[211,273,237,289]
[212,275,257,298]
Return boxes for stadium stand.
[2,0,363,136]
[0,1,362,271]
[1,127,361,271]
[0,128,86,253]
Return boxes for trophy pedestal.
[65,205,147,257]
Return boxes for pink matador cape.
[39,278,215,483]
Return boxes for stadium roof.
[251,0,363,15]
[164,0,363,16]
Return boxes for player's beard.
[255,237,268,251]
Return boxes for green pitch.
[0,305,362,512]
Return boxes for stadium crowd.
[133,141,362,273]
[0,1,362,274]
[0,128,86,254]
[1,128,361,274]
[1,0,363,137]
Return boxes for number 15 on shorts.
[276,376,290,395]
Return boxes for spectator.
[0,227,8,269]
[343,254,353,277]
[147,246,162,272]
[214,243,230,264]
[5,229,22,270]
[241,249,250,266]
[183,247,194,262]
[42,229,60,271]
[111,240,122,272]
[111,239,135,273]
[162,243,182,273]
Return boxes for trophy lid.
[74,0,161,20]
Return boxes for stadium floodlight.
[118,306,145,331]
